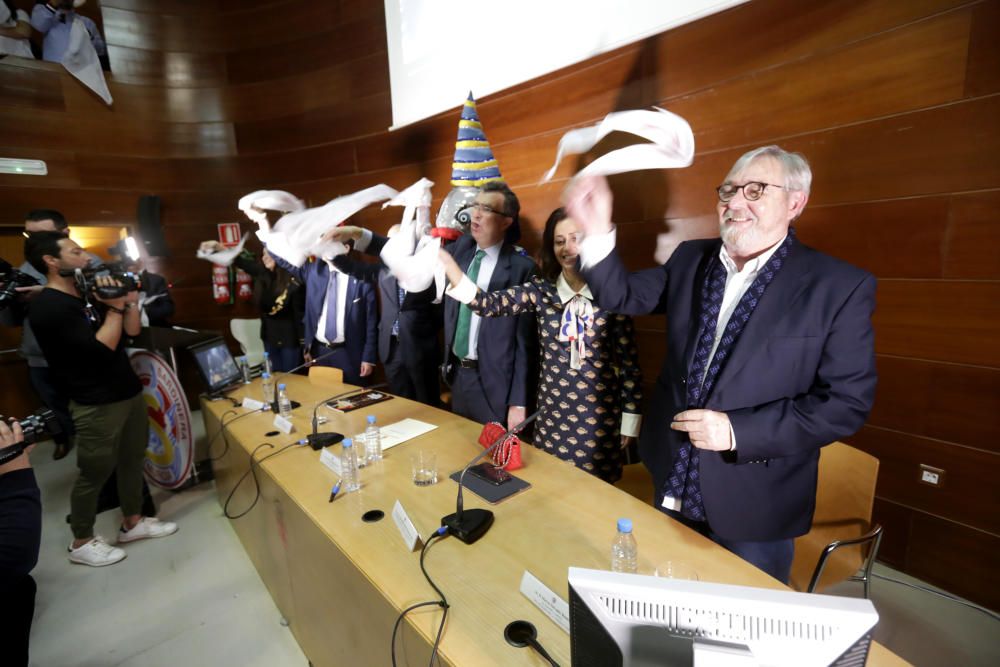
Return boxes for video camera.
[0,408,63,466]
[59,263,141,300]
[0,258,40,311]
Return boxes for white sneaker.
[117,517,178,544]
[68,536,126,567]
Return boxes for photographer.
[0,416,39,667]
[25,232,177,568]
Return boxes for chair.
[789,441,882,597]
[230,318,265,368]
[308,365,343,387]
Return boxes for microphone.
[224,346,341,406]
[441,409,540,545]
[306,382,388,450]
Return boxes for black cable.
[205,409,238,461]
[870,572,1000,622]
[222,440,302,520]
[391,530,450,667]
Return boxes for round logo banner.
[128,350,194,489]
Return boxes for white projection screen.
[383,0,748,129]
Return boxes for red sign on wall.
[217,223,242,248]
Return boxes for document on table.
[351,418,437,451]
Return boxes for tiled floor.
[23,422,999,666]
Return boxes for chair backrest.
[308,365,344,388]
[788,441,880,592]
[230,318,265,368]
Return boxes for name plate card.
[242,397,267,411]
[391,500,421,551]
[319,447,343,476]
[273,414,295,434]
[519,570,570,634]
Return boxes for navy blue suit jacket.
[268,252,377,370]
[584,237,877,541]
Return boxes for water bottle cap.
[277,383,286,390]
[261,372,270,379]
[342,438,353,448]
[617,518,632,533]
[263,351,269,357]
[367,415,376,424]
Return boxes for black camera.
[0,258,40,311]
[0,408,63,466]
[59,264,141,300]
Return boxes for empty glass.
[411,451,437,486]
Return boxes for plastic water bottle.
[262,351,273,376]
[260,372,275,408]
[340,438,360,492]
[237,356,252,384]
[611,518,638,573]
[364,415,382,464]
[276,383,292,419]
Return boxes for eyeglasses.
[469,202,511,218]
[716,181,785,203]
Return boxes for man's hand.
[360,362,375,378]
[199,240,224,254]
[563,175,614,238]
[303,349,313,365]
[670,409,733,451]
[620,435,635,449]
[0,417,31,475]
[507,406,526,431]
[94,276,127,310]
[321,225,364,245]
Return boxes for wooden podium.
[203,375,908,666]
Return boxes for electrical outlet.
[919,464,945,487]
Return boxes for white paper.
[350,418,437,451]
[541,107,694,182]
[241,397,267,411]
[62,18,112,106]
[391,500,422,551]
[519,571,570,634]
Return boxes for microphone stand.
[441,409,540,545]
[306,382,388,450]
[226,347,341,408]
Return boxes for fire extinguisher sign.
[217,223,241,248]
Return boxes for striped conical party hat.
[450,92,503,187]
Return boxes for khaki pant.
[68,393,148,539]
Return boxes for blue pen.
[328,481,341,503]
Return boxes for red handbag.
[478,421,523,471]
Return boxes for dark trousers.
[384,337,440,407]
[659,500,795,584]
[309,341,369,387]
[0,575,35,667]
[265,344,301,373]
[27,365,73,446]
[451,366,504,425]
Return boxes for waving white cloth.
[196,235,249,267]
[62,17,111,105]
[541,107,694,182]
[269,184,398,267]
[556,275,595,370]
[238,190,305,228]
[378,178,446,299]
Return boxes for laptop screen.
[189,338,241,394]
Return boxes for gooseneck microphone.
[441,409,540,545]
[306,382,388,450]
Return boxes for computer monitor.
[568,567,878,667]
[189,337,242,395]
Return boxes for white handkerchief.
[380,178,442,293]
[62,18,112,106]
[541,107,694,182]
[196,235,249,266]
[238,190,305,227]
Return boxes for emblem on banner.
[129,350,194,489]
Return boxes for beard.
[719,211,761,258]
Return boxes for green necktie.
[452,249,486,359]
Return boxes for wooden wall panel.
[873,281,1000,366]
[0,63,65,112]
[106,45,229,87]
[964,0,1000,96]
[850,426,999,533]
[868,356,1000,452]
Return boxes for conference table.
[203,374,908,666]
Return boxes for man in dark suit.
[126,261,175,327]
[566,146,877,583]
[331,182,537,428]
[331,226,443,406]
[266,249,377,386]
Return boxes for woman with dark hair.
[199,241,305,372]
[440,208,643,483]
